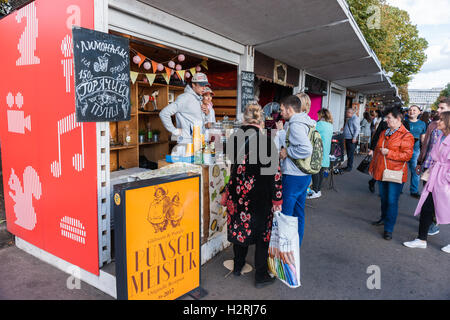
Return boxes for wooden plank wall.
[213,89,237,120]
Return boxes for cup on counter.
[185,143,194,156]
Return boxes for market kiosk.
[0,0,248,299]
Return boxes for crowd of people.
[159,74,449,290]
[222,94,450,289]
[356,98,450,243]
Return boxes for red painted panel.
[308,93,323,121]
[0,0,99,275]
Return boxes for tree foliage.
[398,84,409,105]
[347,0,428,94]
[432,83,450,109]
[0,1,12,16]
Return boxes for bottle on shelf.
[123,124,131,146]
[194,149,203,164]
[210,141,215,159]
[203,144,212,165]
[146,121,152,141]
[193,122,202,153]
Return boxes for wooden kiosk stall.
[0,0,248,299]
[107,31,239,259]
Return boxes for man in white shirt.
[159,73,210,143]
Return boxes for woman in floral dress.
[224,103,283,288]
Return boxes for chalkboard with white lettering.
[73,27,130,122]
[241,71,255,113]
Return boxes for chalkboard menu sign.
[241,71,255,112]
[73,27,131,122]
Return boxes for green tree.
[0,1,12,17]
[347,0,428,98]
[398,84,409,105]
[432,83,450,110]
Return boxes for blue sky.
[386,0,450,89]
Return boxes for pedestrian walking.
[360,111,372,154]
[403,111,450,253]
[431,110,440,121]
[308,108,333,199]
[420,111,431,127]
[369,106,414,240]
[368,105,410,193]
[225,103,282,288]
[343,107,360,171]
[417,97,450,176]
[405,105,427,198]
[277,94,314,247]
[371,109,382,138]
[416,97,450,235]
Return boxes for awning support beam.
[254,19,349,48]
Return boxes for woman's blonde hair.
[243,102,264,126]
[296,93,311,113]
[317,108,333,124]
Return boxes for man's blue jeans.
[408,149,420,194]
[378,181,403,233]
[282,174,311,247]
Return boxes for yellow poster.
[119,176,200,300]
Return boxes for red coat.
[369,125,414,183]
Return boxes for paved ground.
[1,155,449,300]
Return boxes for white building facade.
[409,88,443,111]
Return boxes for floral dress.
[225,125,283,246]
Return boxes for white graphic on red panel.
[8,167,42,231]
[61,35,73,93]
[16,2,40,66]
[60,216,86,244]
[6,92,31,134]
[50,113,85,178]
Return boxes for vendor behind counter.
[159,73,211,144]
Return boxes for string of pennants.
[129,49,208,86]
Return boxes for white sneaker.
[307,190,322,199]
[403,239,427,249]
[441,244,450,253]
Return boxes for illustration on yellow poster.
[208,164,230,239]
[118,175,200,300]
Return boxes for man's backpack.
[285,125,323,175]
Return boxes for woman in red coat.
[369,106,414,240]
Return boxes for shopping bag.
[268,211,300,288]
[357,155,372,175]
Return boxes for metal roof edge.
[336,0,383,73]
[336,0,403,100]
[109,0,246,55]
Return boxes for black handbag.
[357,155,372,175]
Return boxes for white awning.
[139,0,397,98]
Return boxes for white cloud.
[387,0,450,25]
[386,0,450,89]
[421,41,450,72]
[409,68,450,89]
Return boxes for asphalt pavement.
[1,155,449,300]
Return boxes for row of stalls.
[0,0,399,299]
